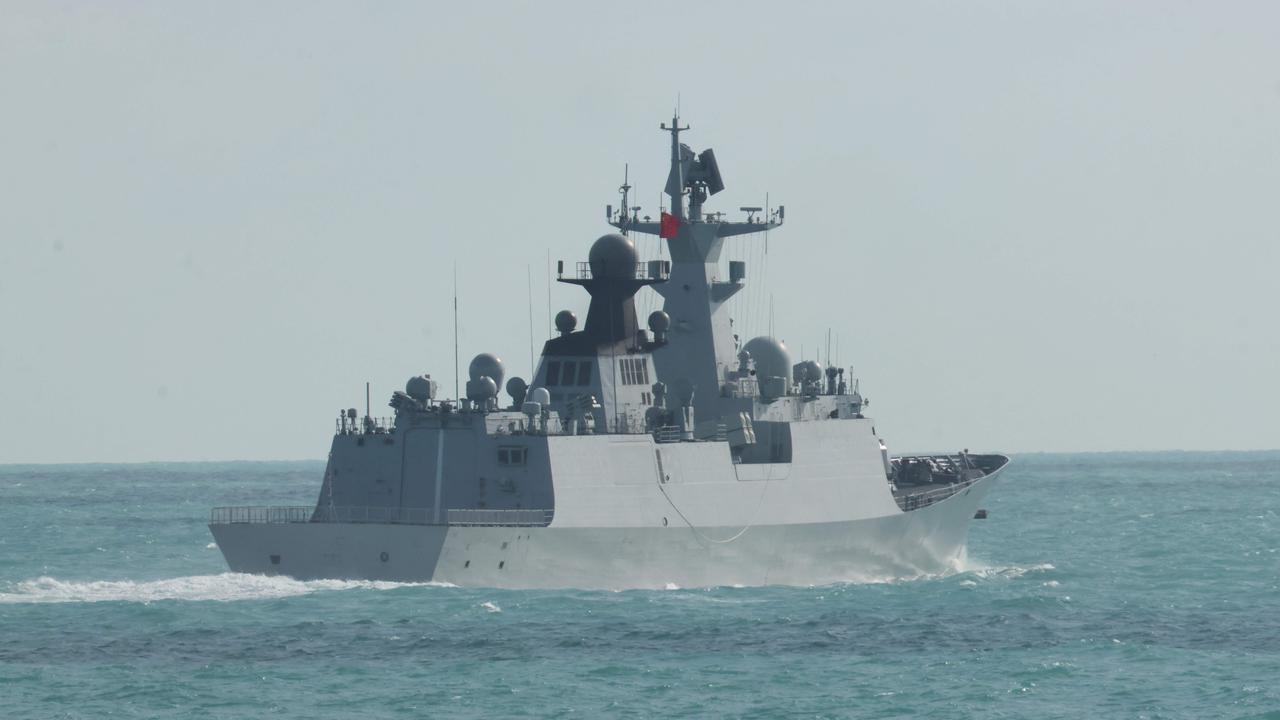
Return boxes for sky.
[1,1,1277,462]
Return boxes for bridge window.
[578,361,593,385]
[545,361,561,387]
[619,358,650,385]
[498,446,528,465]
[561,361,577,386]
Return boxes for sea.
[0,452,1277,719]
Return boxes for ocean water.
[0,453,1277,719]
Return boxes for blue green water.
[1,453,1277,718]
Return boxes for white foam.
[480,600,502,613]
[966,562,1056,580]
[0,573,453,604]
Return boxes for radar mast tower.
[660,112,689,220]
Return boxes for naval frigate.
[210,115,1009,590]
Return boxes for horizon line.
[3,447,1280,467]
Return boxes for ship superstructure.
[209,115,1008,589]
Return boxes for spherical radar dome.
[647,310,671,333]
[588,233,638,279]
[742,336,791,380]
[468,353,506,389]
[555,310,578,334]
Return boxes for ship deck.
[890,453,1009,512]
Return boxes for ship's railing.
[485,416,529,435]
[652,423,727,443]
[653,425,682,443]
[313,506,436,525]
[334,415,395,436]
[446,508,554,526]
[570,260,669,281]
[724,378,759,398]
[211,506,315,525]
[894,476,981,513]
[210,505,554,527]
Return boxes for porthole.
[662,517,668,527]
[498,561,505,569]
[379,551,389,562]
[269,554,281,565]
[464,560,471,568]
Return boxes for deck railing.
[894,476,982,512]
[446,508,554,526]
[210,505,553,528]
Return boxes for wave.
[829,556,1055,587]
[0,573,454,605]
[961,562,1056,580]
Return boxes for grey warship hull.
[212,463,1003,590]
[210,112,1011,589]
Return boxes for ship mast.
[660,113,689,220]
[618,164,632,236]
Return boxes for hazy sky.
[2,1,1277,462]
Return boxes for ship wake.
[0,573,455,604]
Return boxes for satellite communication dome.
[588,233,638,279]
[555,310,577,335]
[506,376,528,405]
[530,387,551,406]
[647,310,671,333]
[468,353,505,389]
[742,336,791,379]
[466,375,498,402]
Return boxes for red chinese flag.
[659,212,680,239]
